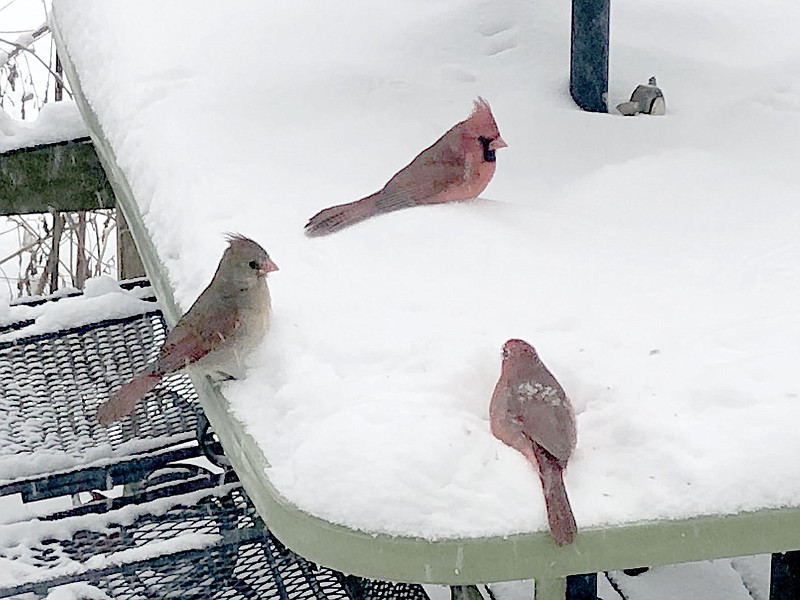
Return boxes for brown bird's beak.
[490,136,508,150]
[260,258,279,275]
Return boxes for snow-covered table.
[51,1,800,597]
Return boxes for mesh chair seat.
[0,281,429,599]
[0,481,428,599]
[0,282,201,501]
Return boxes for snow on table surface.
[52,0,800,540]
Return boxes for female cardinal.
[490,339,578,546]
[96,234,278,424]
[304,97,506,236]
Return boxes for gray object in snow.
[617,76,666,116]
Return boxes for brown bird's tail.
[96,373,161,425]
[532,442,577,546]
[304,192,382,237]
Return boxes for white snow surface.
[608,558,767,600]
[44,583,111,600]
[0,100,88,153]
[0,276,156,342]
[51,0,800,539]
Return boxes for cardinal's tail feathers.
[533,443,577,546]
[96,373,162,425]
[304,193,380,237]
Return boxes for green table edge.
[52,16,800,589]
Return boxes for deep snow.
[0,100,87,153]
[50,0,800,541]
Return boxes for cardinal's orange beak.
[260,258,279,275]
[490,136,508,150]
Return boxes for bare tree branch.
[0,23,48,68]
[73,211,88,288]
[0,235,45,267]
[0,30,73,98]
[36,211,64,295]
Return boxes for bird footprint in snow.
[479,15,518,57]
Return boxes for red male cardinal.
[490,339,578,546]
[96,234,278,424]
[304,97,506,236]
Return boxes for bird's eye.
[479,136,496,163]
[248,260,259,270]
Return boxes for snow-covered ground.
[43,0,800,595]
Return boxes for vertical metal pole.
[566,574,597,600]
[771,551,800,600]
[570,0,610,112]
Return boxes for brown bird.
[304,97,506,236]
[490,339,578,546]
[96,234,278,424]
